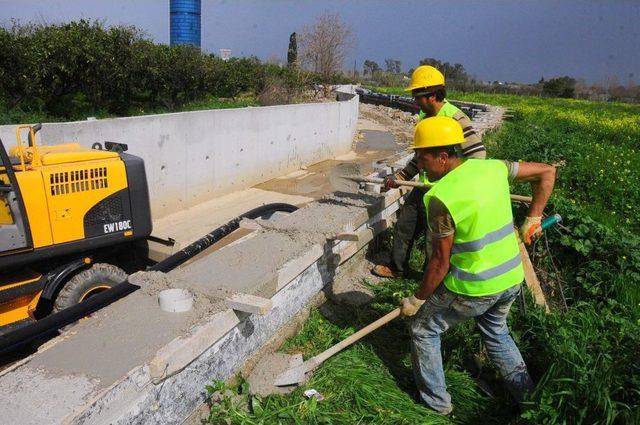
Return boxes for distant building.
[170,0,201,48]
[219,49,232,61]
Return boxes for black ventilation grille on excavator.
[49,167,108,196]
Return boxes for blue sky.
[1,0,638,84]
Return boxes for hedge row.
[0,20,347,121]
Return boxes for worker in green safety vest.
[373,65,485,279]
[400,116,556,415]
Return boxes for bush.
[542,76,576,98]
[0,20,353,122]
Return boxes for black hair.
[412,85,447,102]
[421,144,460,158]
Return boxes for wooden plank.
[515,231,550,313]
[276,244,324,291]
[225,293,273,315]
[149,310,240,383]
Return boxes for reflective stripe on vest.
[451,221,514,254]
[450,253,522,282]
[424,159,524,296]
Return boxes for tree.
[363,59,380,76]
[287,32,297,68]
[385,58,401,74]
[298,13,354,76]
[542,76,576,98]
[418,57,469,88]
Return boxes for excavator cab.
[0,130,30,254]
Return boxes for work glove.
[383,173,403,190]
[520,216,542,245]
[400,295,425,317]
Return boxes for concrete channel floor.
[0,116,408,425]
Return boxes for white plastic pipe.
[158,288,193,313]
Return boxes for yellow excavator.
[0,124,152,334]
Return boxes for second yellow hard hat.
[404,65,445,92]
[411,116,464,150]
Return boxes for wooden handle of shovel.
[347,176,533,203]
[306,308,401,371]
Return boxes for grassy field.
[208,92,640,424]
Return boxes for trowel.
[274,307,401,386]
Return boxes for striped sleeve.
[502,160,519,182]
[453,111,486,159]
[398,153,420,180]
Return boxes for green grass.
[206,242,516,424]
[207,92,640,424]
[463,92,640,424]
[207,286,513,425]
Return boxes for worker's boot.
[371,264,403,279]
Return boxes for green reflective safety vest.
[417,99,464,121]
[418,170,433,185]
[424,159,524,296]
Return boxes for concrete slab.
[27,290,199,389]
[258,192,385,239]
[0,367,99,425]
[170,231,311,298]
[148,309,240,383]
[151,187,313,250]
[0,178,409,423]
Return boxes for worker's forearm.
[398,155,419,180]
[415,255,449,300]
[528,167,556,216]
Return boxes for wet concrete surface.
[357,129,399,152]
[28,290,198,388]
[256,128,404,200]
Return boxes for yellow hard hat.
[411,116,464,150]
[404,65,445,92]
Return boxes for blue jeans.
[410,283,534,414]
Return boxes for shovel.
[274,307,401,386]
[343,175,533,203]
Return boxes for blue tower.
[170,0,201,48]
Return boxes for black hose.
[0,202,298,355]
[151,202,298,273]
